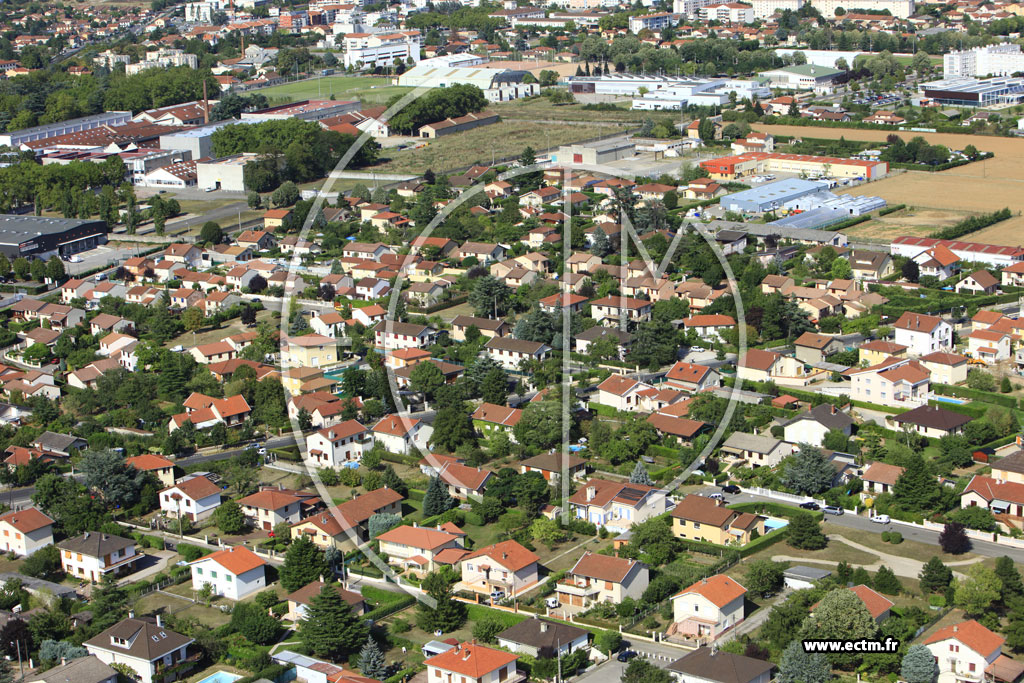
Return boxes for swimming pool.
[763,518,789,532]
[933,396,968,406]
[196,672,241,683]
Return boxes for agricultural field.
[840,206,975,242]
[369,120,620,174]
[255,75,410,106]
[492,97,651,124]
[753,125,1024,245]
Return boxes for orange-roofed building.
[290,487,403,549]
[664,361,721,393]
[925,620,1024,683]
[125,454,176,487]
[557,551,649,609]
[671,574,747,640]
[0,507,54,557]
[190,546,268,600]
[460,540,540,597]
[160,475,223,522]
[425,642,521,683]
[376,523,466,574]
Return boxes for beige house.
[861,461,905,499]
[290,487,403,549]
[736,349,805,383]
[237,490,306,531]
[555,551,649,609]
[284,334,338,368]
[568,479,670,533]
[849,357,931,408]
[670,495,764,546]
[376,523,466,574]
[460,540,540,597]
[125,454,176,487]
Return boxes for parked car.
[545,596,559,609]
[721,484,741,494]
[617,651,639,663]
[707,492,724,501]
[799,501,820,510]
[824,505,844,516]
[871,514,891,524]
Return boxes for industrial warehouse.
[700,152,889,181]
[0,215,109,259]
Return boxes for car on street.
[799,501,820,510]
[721,484,741,494]
[824,505,844,516]
[617,651,638,663]
[707,492,724,501]
[871,514,891,524]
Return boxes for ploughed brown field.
[751,124,1024,246]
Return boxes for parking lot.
[63,244,141,277]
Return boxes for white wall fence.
[740,486,825,508]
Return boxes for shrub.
[929,594,947,607]
[888,532,903,544]
[178,543,206,562]
[881,531,891,542]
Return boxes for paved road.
[575,640,689,683]
[697,487,1024,564]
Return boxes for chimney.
[702,577,707,584]
[502,552,508,560]
[954,625,959,632]
[540,622,549,633]
[586,486,595,501]
[830,405,837,415]
[202,80,209,125]
[128,610,135,619]
[156,614,162,627]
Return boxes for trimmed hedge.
[363,592,416,622]
[927,399,989,419]
[932,383,1019,409]
[232,663,289,683]
[729,501,824,521]
[739,526,790,558]
[878,204,906,216]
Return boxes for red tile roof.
[925,620,1004,658]
[674,574,747,608]
[425,642,518,678]
[193,545,267,575]
[568,551,642,583]
[0,507,53,533]
[462,540,539,572]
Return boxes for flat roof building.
[761,64,844,92]
[159,119,240,159]
[920,76,1024,106]
[0,215,108,259]
[196,153,260,193]
[722,179,829,213]
[241,100,360,123]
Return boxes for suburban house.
[891,405,972,438]
[919,352,969,385]
[670,495,764,546]
[589,296,653,328]
[519,451,587,485]
[664,361,721,393]
[782,404,854,447]
[424,643,522,683]
[484,337,551,370]
[671,574,747,642]
[372,321,437,351]
[0,507,54,557]
[893,312,953,356]
[859,340,908,366]
[159,475,223,522]
[27,656,118,683]
[125,454,176,487]
[924,620,1024,683]
[284,581,365,621]
[861,461,906,498]
[376,523,466,574]
[666,647,775,683]
[962,475,1024,530]
[956,270,1000,295]
[793,332,845,364]
[190,546,268,600]
[58,532,139,582]
[736,350,806,383]
[237,489,310,530]
[372,415,432,456]
[555,551,649,609]
[966,329,1012,362]
[849,358,931,408]
[681,315,736,342]
[720,433,791,469]
[290,487,404,548]
[434,459,494,499]
[460,539,540,598]
[814,585,893,624]
[568,478,670,532]
[284,334,339,369]
[471,403,522,440]
[305,421,372,468]
[496,619,590,659]
[450,316,510,342]
[84,617,195,683]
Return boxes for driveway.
[119,549,176,586]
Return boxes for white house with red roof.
[849,357,931,408]
[892,311,953,357]
[556,551,649,609]
[425,642,523,683]
[305,420,372,468]
[0,507,53,556]
[925,620,1024,683]
[962,475,1024,531]
[159,475,223,522]
[664,361,721,393]
[681,314,736,342]
[568,478,670,532]
[125,454,175,487]
[966,329,1012,362]
[372,415,431,455]
[190,546,268,600]
[589,296,653,328]
[170,393,252,432]
[459,540,540,597]
[671,574,747,641]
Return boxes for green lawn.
[255,76,409,106]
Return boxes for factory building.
[241,100,360,123]
[892,237,1024,269]
[722,179,830,213]
[700,152,888,181]
[760,64,845,93]
[553,140,636,166]
[0,216,108,259]
[570,74,769,107]
[197,154,260,192]
[159,120,240,160]
[396,63,539,102]
[0,111,131,149]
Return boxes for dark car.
[617,651,639,663]
[721,484,741,494]
[799,501,820,510]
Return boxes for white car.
[871,514,891,524]
[545,596,559,609]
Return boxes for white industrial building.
[569,74,769,109]
[944,44,1024,78]
[342,30,421,69]
[761,64,844,93]
[197,154,259,192]
[397,62,539,102]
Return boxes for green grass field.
[256,76,412,106]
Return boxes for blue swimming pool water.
[933,396,968,405]
[197,672,241,683]
[764,518,789,532]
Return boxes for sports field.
[256,76,411,106]
[753,124,1024,245]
